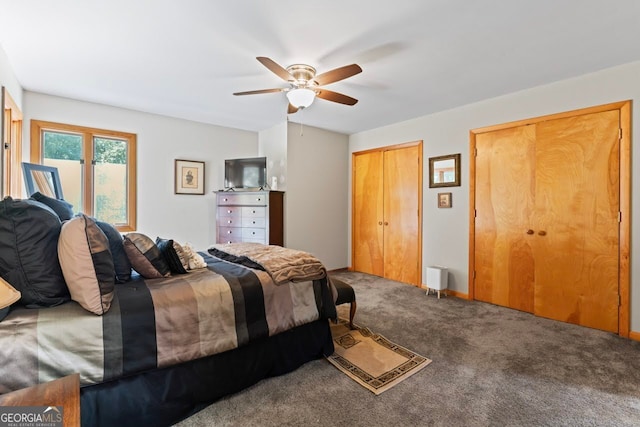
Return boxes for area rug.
[326,318,431,395]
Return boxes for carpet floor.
[176,271,640,427]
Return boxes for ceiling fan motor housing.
[286,64,317,87]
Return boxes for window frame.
[30,119,137,231]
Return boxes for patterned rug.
[326,318,432,395]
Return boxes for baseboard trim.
[446,289,470,300]
[420,285,470,300]
[629,331,640,342]
[327,267,349,273]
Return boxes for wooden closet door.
[353,150,384,276]
[474,125,536,311]
[383,145,420,285]
[534,110,620,332]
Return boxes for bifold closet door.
[352,144,421,285]
[533,111,620,333]
[474,109,621,333]
[474,125,536,312]
[353,150,384,276]
[383,145,421,285]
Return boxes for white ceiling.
[1,0,639,135]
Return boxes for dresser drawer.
[242,217,266,228]
[242,228,265,239]
[218,227,242,238]
[219,217,241,227]
[217,206,242,218]
[242,206,266,218]
[217,235,243,244]
[218,193,267,206]
[243,237,266,244]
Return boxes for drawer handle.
[252,221,256,224]
[227,210,232,214]
[256,198,262,201]
[227,220,232,224]
[223,198,228,202]
[252,232,256,235]
[252,210,256,214]
[227,230,232,234]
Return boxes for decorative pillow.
[123,233,171,278]
[0,277,21,322]
[182,242,207,270]
[29,192,74,221]
[156,237,188,274]
[0,197,69,307]
[58,214,115,315]
[96,220,132,283]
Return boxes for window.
[30,120,137,231]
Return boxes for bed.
[0,242,336,426]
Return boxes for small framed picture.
[175,159,205,195]
[437,192,452,208]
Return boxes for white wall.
[23,92,258,249]
[286,123,349,270]
[258,121,287,191]
[349,60,640,332]
[0,44,22,108]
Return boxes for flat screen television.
[224,157,267,190]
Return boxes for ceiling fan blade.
[287,103,299,114]
[257,57,294,82]
[313,64,362,86]
[316,89,358,106]
[233,88,285,96]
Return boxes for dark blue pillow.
[29,192,74,221]
[95,221,132,283]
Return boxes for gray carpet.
[176,271,640,426]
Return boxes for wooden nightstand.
[0,373,80,427]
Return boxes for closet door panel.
[534,111,620,332]
[353,151,384,276]
[383,145,420,285]
[474,125,536,312]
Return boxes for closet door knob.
[526,229,534,235]
[384,222,389,226]
[378,221,383,225]
[538,230,547,236]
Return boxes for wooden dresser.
[0,373,80,427]
[215,191,284,245]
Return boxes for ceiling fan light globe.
[287,88,315,108]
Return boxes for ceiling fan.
[233,57,362,114]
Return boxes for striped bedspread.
[0,252,334,393]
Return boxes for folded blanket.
[208,243,326,285]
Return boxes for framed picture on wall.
[437,192,452,208]
[175,159,205,195]
[429,153,461,188]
